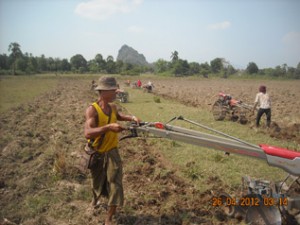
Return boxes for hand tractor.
[121,116,300,224]
[116,90,129,103]
[212,92,253,124]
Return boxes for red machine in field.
[212,92,253,124]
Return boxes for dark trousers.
[90,148,124,207]
[256,108,271,127]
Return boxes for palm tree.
[95,54,105,71]
[95,54,103,65]
[106,55,116,73]
[170,50,179,63]
[8,42,22,75]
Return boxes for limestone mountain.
[117,44,149,66]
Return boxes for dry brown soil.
[0,78,241,225]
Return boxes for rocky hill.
[117,44,149,66]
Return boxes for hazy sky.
[1,0,299,69]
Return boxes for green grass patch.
[0,75,58,113]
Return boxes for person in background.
[147,80,154,88]
[253,85,271,128]
[91,79,97,90]
[84,76,140,225]
[144,80,154,92]
[137,79,142,88]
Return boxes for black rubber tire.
[212,101,227,121]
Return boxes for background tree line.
[1,42,300,79]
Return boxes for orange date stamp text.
[212,196,288,207]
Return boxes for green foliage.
[1,43,300,79]
[70,54,87,72]
[259,65,300,79]
[246,62,259,74]
[171,59,190,76]
[226,65,237,76]
[8,42,23,75]
[60,59,71,71]
[188,62,200,75]
[154,59,168,73]
[210,58,223,73]
[0,54,9,70]
[199,62,210,77]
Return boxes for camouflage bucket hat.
[94,76,118,91]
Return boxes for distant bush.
[0,69,12,75]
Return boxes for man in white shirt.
[253,85,271,127]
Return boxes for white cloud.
[75,0,143,21]
[208,21,231,30]
[128,25,144,33]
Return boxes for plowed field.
[0,76,299,225]
[0,78,235,225]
